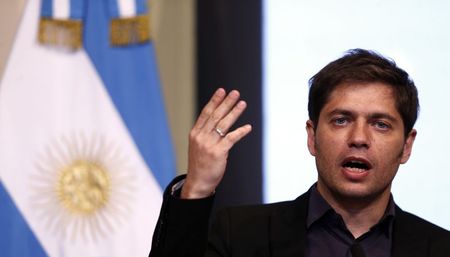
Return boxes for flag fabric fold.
[0,0,175,256]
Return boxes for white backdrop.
[263,0,450,230]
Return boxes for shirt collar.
[306,184,333,229]
[306,184,396,237]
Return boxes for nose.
[348,121,370,149]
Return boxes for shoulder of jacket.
[395,205,450,238]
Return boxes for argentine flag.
[0,0,175,256]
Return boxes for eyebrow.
[327,108,399,122]
[369,112,398,122]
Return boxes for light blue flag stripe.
[70,0,85,19]
[106,0,120,18]
[0,182,47,257]
[40,0,52,17]
[84,0,176,188]
[135,0,148,14]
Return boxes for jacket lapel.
[268,196,433,257]
[391,206,429,257]
[269,192,309,257]
[267,194,435,257]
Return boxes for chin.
[333,183,390,203]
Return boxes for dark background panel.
[197,0,263,211]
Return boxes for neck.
[317,183,391,238]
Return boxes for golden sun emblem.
[57,160,110,215]
[31,133,135,242]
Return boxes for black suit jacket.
[150,176,450,257]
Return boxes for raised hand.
[181,88,252,199]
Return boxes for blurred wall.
[152,0,195,173]
[0,0,26,80]
[0,0,195,174]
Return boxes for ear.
[306,120,317,156]
[400,129,417,164]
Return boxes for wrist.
[181,179,215,199]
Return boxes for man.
[150,49,450,257]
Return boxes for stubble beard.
[317,172,393,210]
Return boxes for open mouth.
[342,158,372,172]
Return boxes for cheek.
[316,132,343,153]
[315,135,341,166]
[372,140,405,178]
[376,138,405,160]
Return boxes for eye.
[333,117,348,126]
[373,120,390,130]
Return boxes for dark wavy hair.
[308,49,419,136]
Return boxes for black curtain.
[196,0,263,211]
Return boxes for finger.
[193,88,226,130]
[215,100,247,135]
[204,90,241,132]
[221,124,252,149]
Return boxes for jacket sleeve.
[149,175,215,257]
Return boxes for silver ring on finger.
[214,127,226,137]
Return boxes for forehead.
[322,82,400,117]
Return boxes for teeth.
[343,160,369,170]
[347,167,366,173]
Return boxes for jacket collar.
[268,192,430,257]
[391,205,429,257]
[269,191,309,257]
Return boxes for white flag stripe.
[52,0,70,19]
[117,0,137,18]
[0,0,161,256]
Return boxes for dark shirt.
[306,186,395,257]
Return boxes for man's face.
[306,82,416,204]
